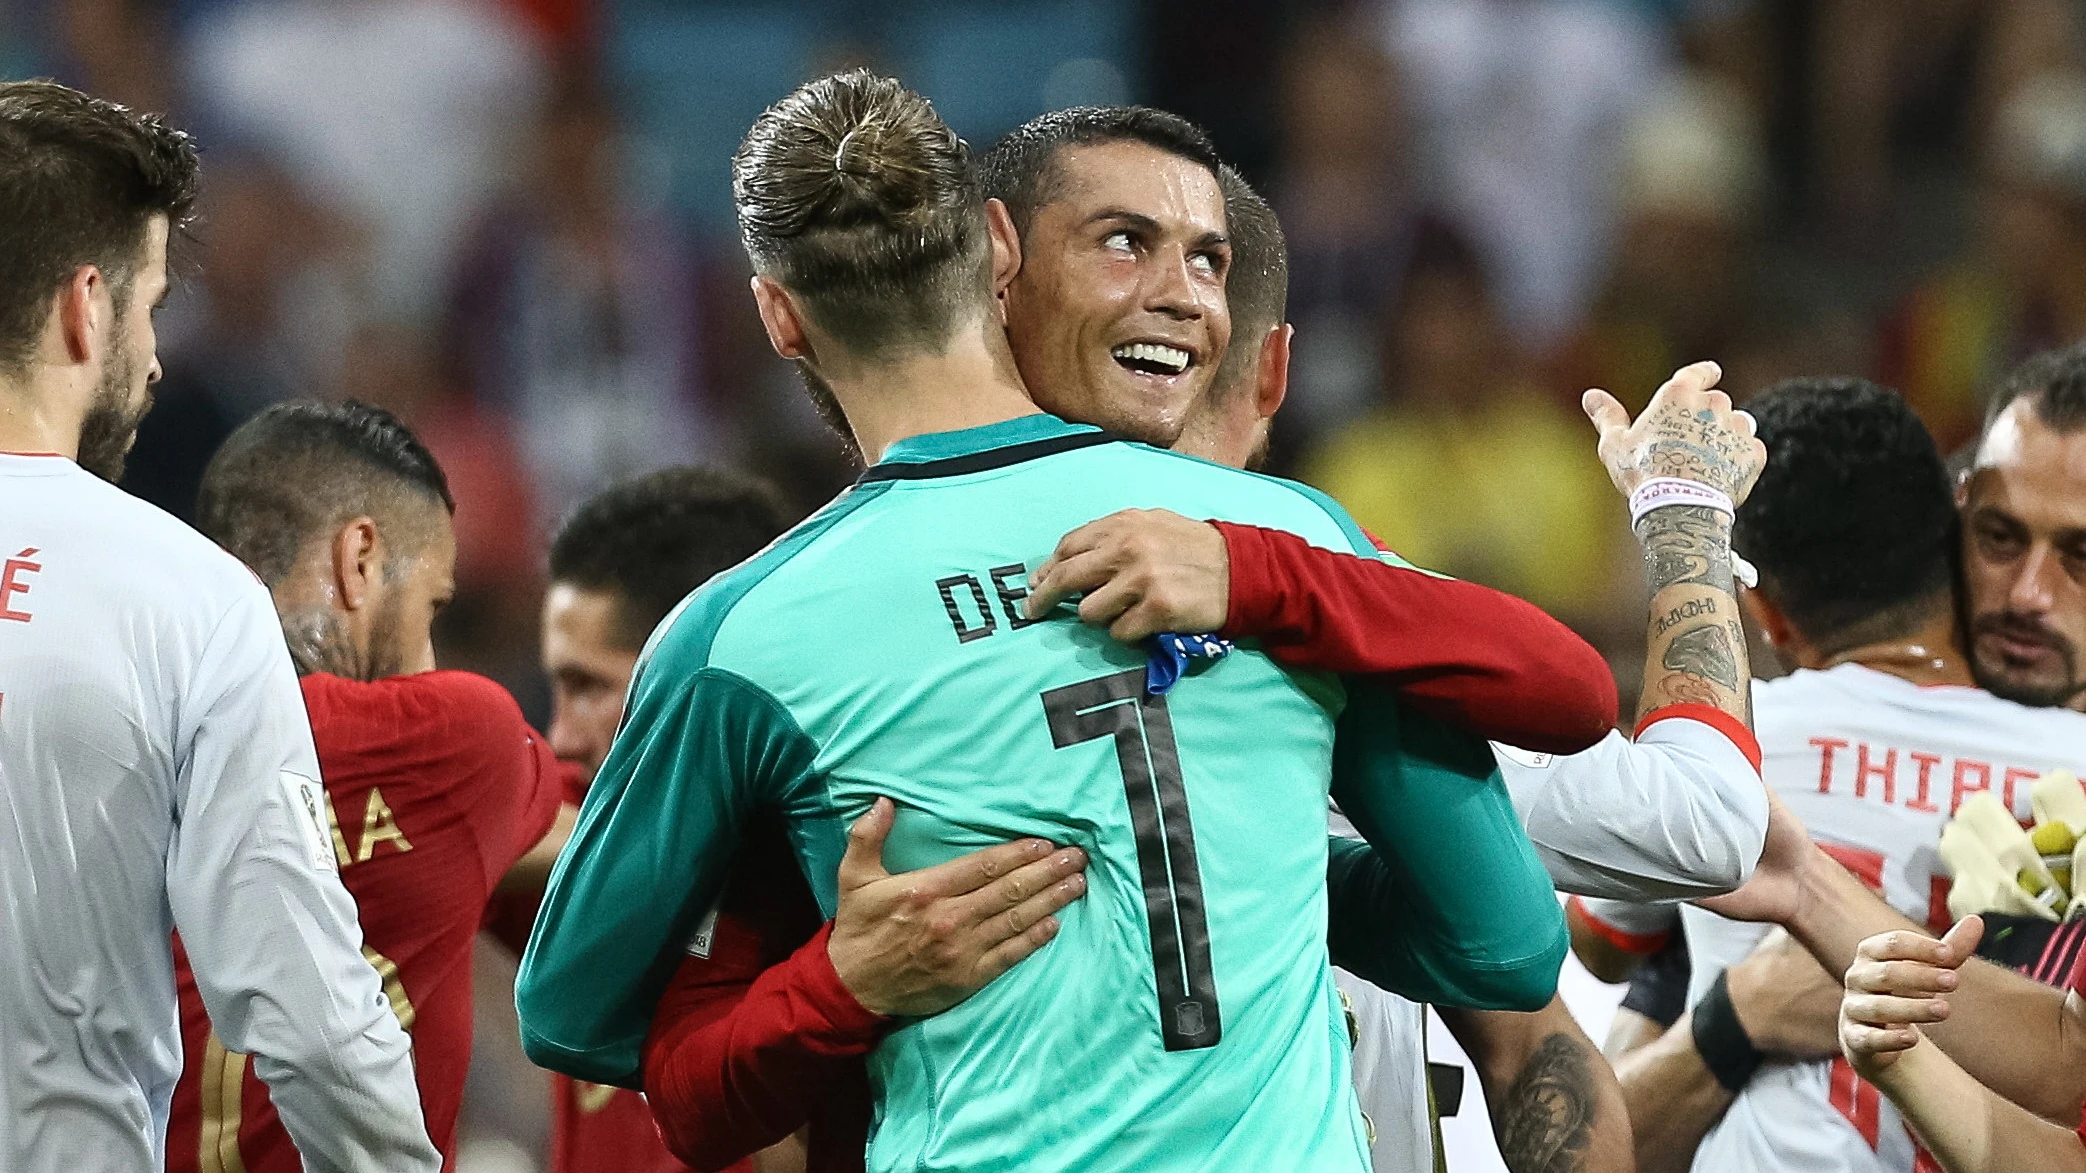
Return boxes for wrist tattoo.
[1498,1033,1597,1173]
[1635,505,1734,594]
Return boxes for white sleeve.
[165,582,438,1173]
[1498,719,1768,901]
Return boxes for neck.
[1815,603,1972,687]
[824,315,1040,463]
[0,370,86,458]
[277,603,371,681]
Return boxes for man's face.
[365,511,456,680]
[1000,141,1231,448]
[541,583,640,788]
[1962,400,2086,707]
[76,216,169,482]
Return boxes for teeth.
[1111,342,1190,374]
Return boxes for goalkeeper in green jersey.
[519,72,1559,1173]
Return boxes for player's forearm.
[1442,1002,1631,1173]
[1633,506,1749,725]
[1327,692,1566,1011]
[1788,851,2086,1119]
[1615,1010,1738,1173]
[1214,521,1617,754]
[644,924,887,1171]
[1874,1043,2086,1173]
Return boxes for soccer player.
[160,401,568,1172]
[1582,379,2086,1173]
[0,81,436,1172]
[518,71,1569,1173]
[1673,352,2086,1170]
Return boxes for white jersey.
[1500,714,1768,900]
[1685,664,2086,1173]
[0,455,438,1173]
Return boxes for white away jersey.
[1688,664,2086,1173]
[0,455,437,1173]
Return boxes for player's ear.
[1255,323,1292,422]
[751,275,811,362]
[1736,586,1796,657]
[985,199,1022,299]
[331,517,382,612]
[54,264,105,366]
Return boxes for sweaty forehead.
[1043,140,1226,235]
[1971,404,2086,531]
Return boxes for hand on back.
[1024,508,1231,641]
[827,797,1088,1018]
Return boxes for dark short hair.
[1983,341,2086,437]
[1211,164,1287,398]
[549,466,794,650]
[0,80,199,370]
[733,69,988,356]
[978,105,1223,238]
[196,400,454,587]
[1735,378,1956,653]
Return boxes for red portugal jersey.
[550,1076,700,1173]
[167,671,564,1172]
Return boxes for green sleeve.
[515,662,819,1087]
[1326,681,1566,1011]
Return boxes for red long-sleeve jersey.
[641,525,1618,1171]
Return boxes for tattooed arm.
[1440,1000,1631,1173]
[1582,360,1766,725]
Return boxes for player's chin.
[1093,362,1201,444]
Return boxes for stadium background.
[5,0,2080,1168]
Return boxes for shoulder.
[86,476,269,613]
[308,670,531,754]
[1107,443,1377,555]
[642,484,889,676]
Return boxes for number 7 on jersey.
[1042,668,1221,1051]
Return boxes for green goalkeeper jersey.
[519,413,1528,1173]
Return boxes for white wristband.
[1629,477,1735,528]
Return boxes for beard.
[794,359,862,465]
[75,338,153,483]
[1968,609,2085,708]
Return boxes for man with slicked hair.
[169,400,569,1173]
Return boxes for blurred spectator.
[1380,0,1672,345]
[1303,226,1626,631]
[124,154,360,519]
[1554,75,1766,412]
[1879,71,2086,450]
[1271,14,1427,448]
[182,0,547,323]
[448,67,718,535]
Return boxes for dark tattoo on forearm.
[1664,624,1741,691]
[1635,505,1734,593]
[1653,596,1717,637]
[1498,1033,1598,1173]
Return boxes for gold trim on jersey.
[363,944,416,1031]
[199,1033,249,1173]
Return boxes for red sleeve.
[1214,521,1618,753]
[642,920,889,1171]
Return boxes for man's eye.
[1189,253,1218,275]
[1101,230,1134,253]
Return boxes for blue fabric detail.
[1145,632,1235,695]
[873,413,1098,467]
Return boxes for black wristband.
[1690,971,1763,1093]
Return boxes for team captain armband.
[1627,479,1760,588]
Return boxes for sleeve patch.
[281,770,339,874]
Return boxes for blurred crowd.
[9,0,2086,695]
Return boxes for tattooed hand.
[1582,360,1767,504]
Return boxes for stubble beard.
[75,335,153,483]
[795,359,862,464]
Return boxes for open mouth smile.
[1110,342,1193,378]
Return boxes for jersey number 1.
[1042,668,1221,1051]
